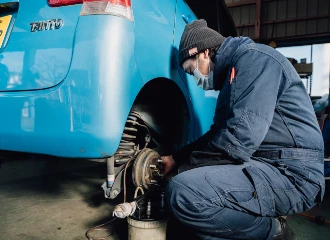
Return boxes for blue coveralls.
[166,37,325,240]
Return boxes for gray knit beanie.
[178,19,226,66]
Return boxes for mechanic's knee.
[166,178,186,213]
[166,177,221,221]
[166,178,198,215]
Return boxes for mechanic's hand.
[161,155,177,176]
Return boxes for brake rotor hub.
[132,148,164,190]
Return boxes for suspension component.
[103,110,152,199]
[106,156,115,188]
[114,115,139,165]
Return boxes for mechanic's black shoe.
[273,217,295,240]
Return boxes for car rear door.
[0,0,81,91]
[133,0,177,83]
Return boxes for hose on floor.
[85,217,118,240]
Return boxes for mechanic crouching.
[162,19,325,240]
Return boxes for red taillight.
[48,0,83,7]
[84,0,131,6]
[80,0,133,21]
[48,0,133,22]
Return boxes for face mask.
[193,55,214,90]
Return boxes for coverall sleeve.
[208,50,284,162]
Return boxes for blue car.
[0,0,236,198]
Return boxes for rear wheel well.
[132,78,190,154]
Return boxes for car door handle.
[182,14,193,24]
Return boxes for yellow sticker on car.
[0,15,12,48]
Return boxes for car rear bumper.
[0,16,143,158]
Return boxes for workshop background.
[1,0,330,240]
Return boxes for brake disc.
[132,148,164,190]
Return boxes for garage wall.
[225,0,330,47]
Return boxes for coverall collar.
[213,37,254,91]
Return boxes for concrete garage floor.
[0,157,330,240]
[0,157,128,240]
